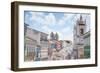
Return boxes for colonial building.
[24,25,48,61]
[61,40,73,59]
[73,15,86,59]
[49,40,73,60]
[40,32,48,60]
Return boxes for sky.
[24,11,90,42]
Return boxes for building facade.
[40,32,48,60]
[24,26,48,61]
[73,15,86,59]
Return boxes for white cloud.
[43,13,56,26]
[58,13,75,26]
[29,12,37,20]
[61,27,70,33]
[58,19,65,26]
[29,12,45,24]
[63,13,77,22]
[36,12,44,17]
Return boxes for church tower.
[73,15,86,59]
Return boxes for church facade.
[73,15,86,59]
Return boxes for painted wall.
[0,0,99,73]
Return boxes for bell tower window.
[80,28,84,35]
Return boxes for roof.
[27,26,48,35]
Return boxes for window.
[80,29,84,34]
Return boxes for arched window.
[80,29,84,35]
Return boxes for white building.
[61,40,73,59]
[24,26,48,61]
[40,32,49,60]
[73,15,86,59]
[50,40,73,60]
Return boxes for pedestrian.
[34,45,41,61]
